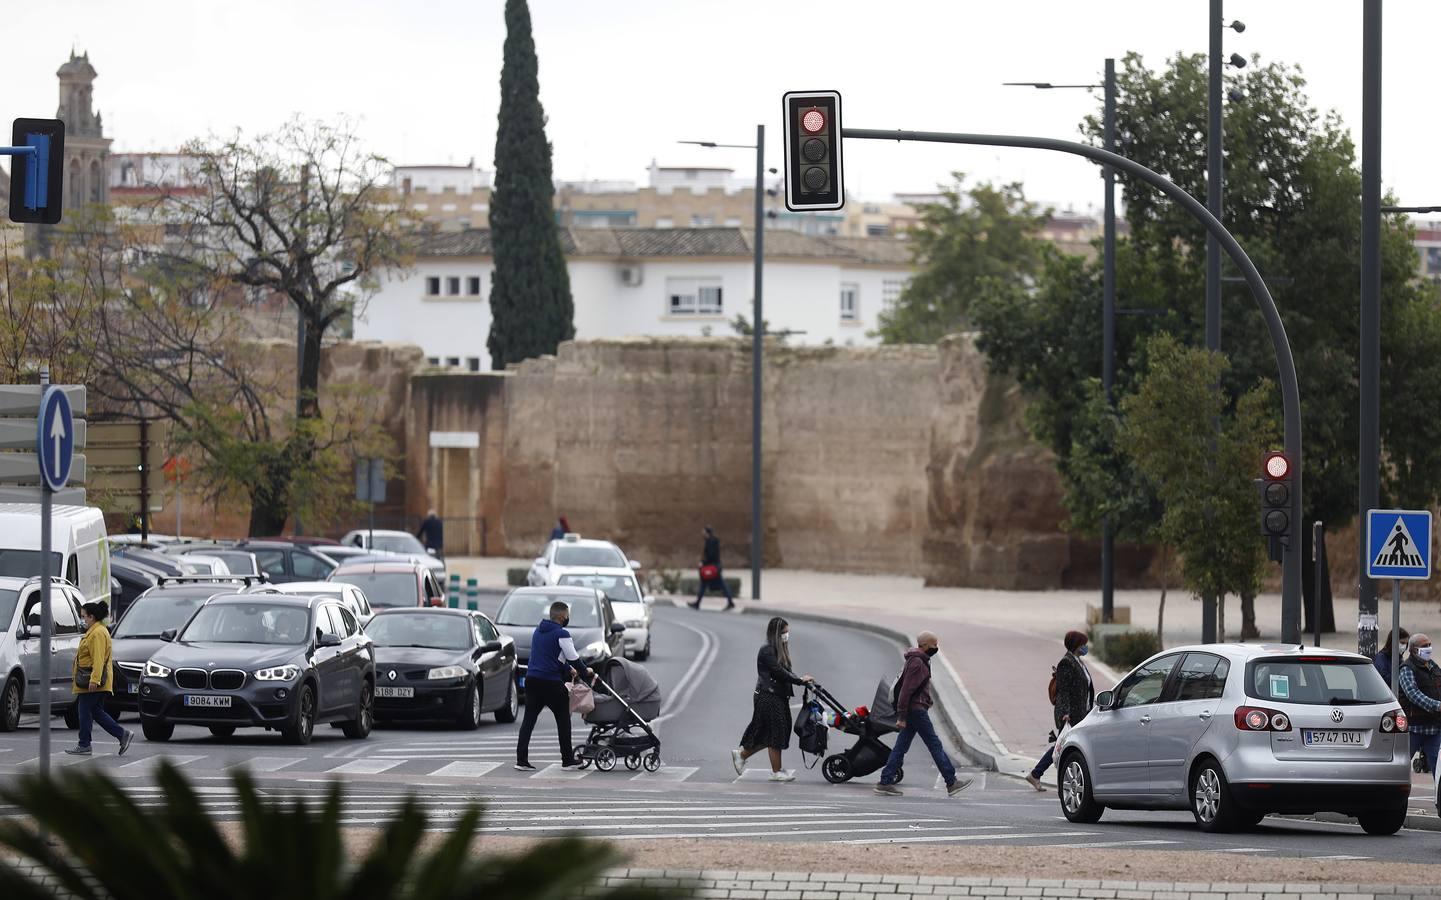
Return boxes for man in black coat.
[689,525,734,611]
[416,509,444,560]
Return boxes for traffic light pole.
[841,126,1304,641]
[1357,0,1382,658]
[751,123,764,601]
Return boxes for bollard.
[448,573,461,609]
[466,577,479,611]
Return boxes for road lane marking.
[652,617,716,725]
[338,816,934,832]
[841,830,1101,845]
[530,764,588,780]
[1212,847,1273,853]
[606,825,1030,841]
[632,766,696,782]
[327,759,403,775]
[1310,855,1371,860]
[428,761,502,778]
[226,757,303,772]
[1035,839,1178,849]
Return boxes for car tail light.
[1234,706,1291,732]
[1381,709,1408,733]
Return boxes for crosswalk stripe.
[227,757,303,773]
[118,754,203,770]
[606,824,1034,841]
[335,816,933,832]
[1310,855,1371,860]
[1040,839,1178,849]
[529,764,587,780]
[327,759,404,775]
[633,766,696,782]
[841,830,1101,845]
[428,761,502,778]
[1213,847,1272,853]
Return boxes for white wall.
[357,256,910,370]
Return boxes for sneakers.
[725,602,736,611]
[874,783,903,796]
[63,746,92,756]
[513,762,537,772]
[946,777,975,797]
[1025,773,1044,792]
[731,748,746,776]
[768,770,796,782]
[118,730,134,757]
[687,601,701,609]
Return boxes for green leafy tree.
[1121,335,1278,639]
[487,0,574,369]
[0,762,671,900]
[875,175,1049,343]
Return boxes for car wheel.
[494,677,518,724]
[1060,752,1105,824]
[141,719,173,742]
[341,681,374,739]
[62,703,79,730]
[0,677,20,732]
[284,684,316,746]
[458,681,481,730]
[634,639,651,662]
[1357,807,1407,836]
[208,726,236,738]
[1190,760,1237,833]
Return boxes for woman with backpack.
[731,616,813,782]
[1026,630,1094,791]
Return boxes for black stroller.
[807,681,906,785]
[574,656,663,773]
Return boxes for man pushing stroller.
[874,632,972,797]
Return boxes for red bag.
[699,564,719,582]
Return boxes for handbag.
[699,564,719,582]
[74,632,109,690]
[567,681,595,715]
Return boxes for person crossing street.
[874,632,971,797]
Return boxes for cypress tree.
[487,0,574,369]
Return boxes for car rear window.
[1246,657,1393,705]
[496,592,599,627]
[557,573,639,603]
[331,572,417,609]
[554,546,625,568]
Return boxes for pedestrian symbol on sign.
[1366,509,1432,581]
[1376,521,1423,569]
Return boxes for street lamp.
[1004,58,1118,624]
[678,132,771,601]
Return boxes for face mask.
[780,632,789,644]
[561,618,570,628]
[924,647,938,657]
[1420,647,1434,662]
[1077,646,1089,657]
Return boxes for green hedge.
[1099,629,1162,670]
[678,577,742,597]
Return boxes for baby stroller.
[574,656,663,773]
[807,681,906,785]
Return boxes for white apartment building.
[355,227,914,371]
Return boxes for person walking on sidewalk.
[64,601,134,757]
[690,525,734,610]
[874,632,973,797]
[416,509,444,560]
[515,601,596,772]
[1374,627,1409,686]
[731,617,813,782]
[549,516,571,542]
[1398,632,1441,776]
[1026,630,1094,791]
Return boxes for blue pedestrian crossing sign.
[1366,509,1432,581]
[35,386,74,492]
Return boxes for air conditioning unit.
[619,265,644,286]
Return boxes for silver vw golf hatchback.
[1057,644,1411,834]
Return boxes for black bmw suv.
[138,593,374,745]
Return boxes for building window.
[427,357,440,366]
[882,278,906,308]
[865,224,891,237]
[466,357,481,372]
[445,357,461,368]
[666,278,724,316]
[840,283,860,322]
[1428,247,1441,276]
[426,276,441,296]
[724,217,743,227]
[655,217,674,229]
[690,214,715,227]
[466,276,482,296]
[446,277,461,296]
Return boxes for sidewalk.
[445,558,1440,810]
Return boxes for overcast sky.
[9,0,1440,214]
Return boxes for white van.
[0,504,110,607]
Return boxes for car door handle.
[1199,711,1213,720]
[1139,715,1151,724]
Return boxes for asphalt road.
[1,602,1438,861]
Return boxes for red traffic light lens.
[801,109,826,133]
[1264,452,1289,480]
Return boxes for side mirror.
[643,595,655,606]
[1095,690,1114,711]
[160,629,177,642]
[317,633,342,648]
[610,621,626,634]
[479,640,503,655]
[628,560,642,571]
[533,557,546,566]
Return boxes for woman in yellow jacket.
[65,600,133,756]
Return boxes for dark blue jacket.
[527,619,590,683]
[1374,649,1398,686]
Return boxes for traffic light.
[8,118,65,225]
[1257,450,1292,562]
[782,90,844,211]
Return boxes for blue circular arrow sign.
[35,387,73,492]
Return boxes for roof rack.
[155,574,270,587]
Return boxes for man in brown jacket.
[874,632,972,797]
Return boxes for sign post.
[34,368,74,787]
[355,458,385,548]
[1365,508,1432,688]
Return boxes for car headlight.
[427,666,467,680]
[144,660,172,678]
[255,665,301,681]
[624,619,646,629]
[582,641,611,660]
